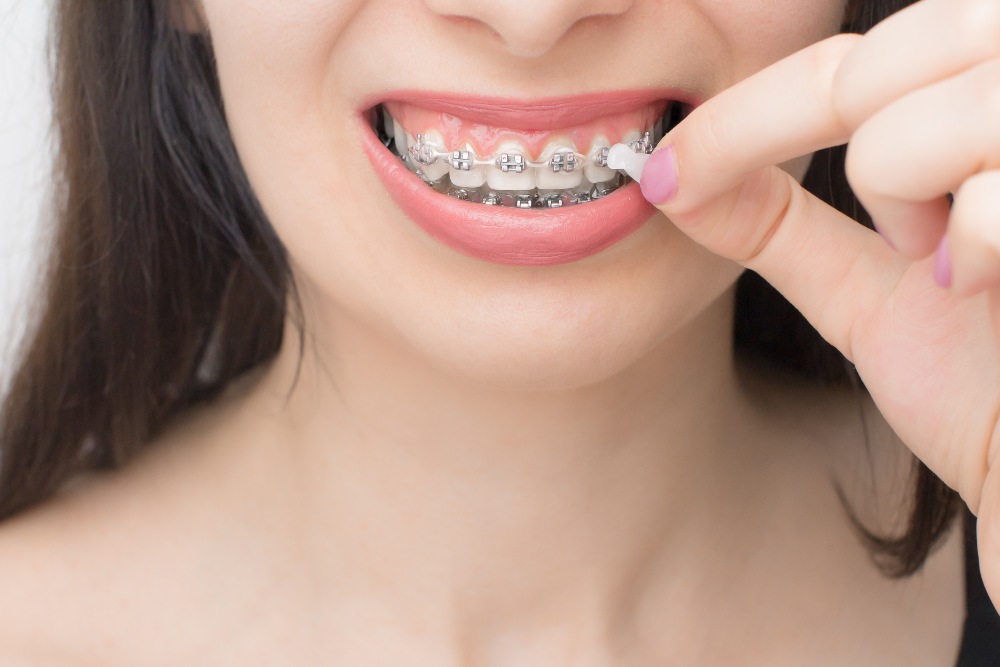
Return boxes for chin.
[420,318,659,393]
[279,181,742,394]
[367,260,741,394]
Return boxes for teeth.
[380,102,661,207]
[537,192,574,209]
[584,136,617,184]
[393,120,408,154]
[383,111,395,139]
[448,186,480,202]
[448,142,487,188]
[415,130,450,182]
[621,129,641,152]
[621,129,654,156]
[536,141,584,190]
[486,140,535,191]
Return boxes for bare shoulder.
[0,399,269,665]
[0,468,140,663]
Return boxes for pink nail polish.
[933,235,952,288]
[640,146,678,204]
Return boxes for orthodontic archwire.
[405,131,656,174]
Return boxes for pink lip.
[359,91,693,267]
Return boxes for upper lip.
[363,89,700,131]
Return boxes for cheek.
[200,0,386,291]
[700,0,848,79]
[195,0,811,390]
[200,0,375,201]
[202,1,358,85]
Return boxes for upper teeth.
[377,103,672,205]
[405,132,653,175]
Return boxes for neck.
[239,284,765,656]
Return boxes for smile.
[359,91,696,266]
[377,99,686,208]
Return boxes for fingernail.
[872,221,896,251]
[640,146,678,205]
[933,235,952,288]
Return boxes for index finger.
[639,33,895,361]
[833,0,1000,127]
[648,34,858,222]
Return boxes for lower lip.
[359,118,656,267]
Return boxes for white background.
[0,0,51,373]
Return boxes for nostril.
[423,0,633,59]
[438,14,504,45]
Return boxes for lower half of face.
[201,0,846,390]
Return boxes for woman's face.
[196,0,847,390]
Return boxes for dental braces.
[406,131,655,173]
[439,178,622,208]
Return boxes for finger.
[647,34,857,221]
[642,33,998,506]
[641,34,897,358]
[977,459,1000,610]
[949,169,1000,295]
[833,0,1000,127]
[844,57,1000,258]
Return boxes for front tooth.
[448,142,487,188]
[486,140,535,191]
[416,129,450,182]
[621,129,642,153]
[584,136,616,184]
[401,131,421,174]
[536,141,584,190]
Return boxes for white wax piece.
[606,143,650,183]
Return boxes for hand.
[640,0,1000,603]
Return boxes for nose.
[423,0,635,58]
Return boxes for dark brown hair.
[735,0,961,575]
[0,0,957,576]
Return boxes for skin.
[0,0,995,663]
[640,0,1000,611]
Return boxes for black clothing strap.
[955,509,1000,666]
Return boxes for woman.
[0,0,998,663]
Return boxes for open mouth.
[358,90,697,266]
[370,99,690,209]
